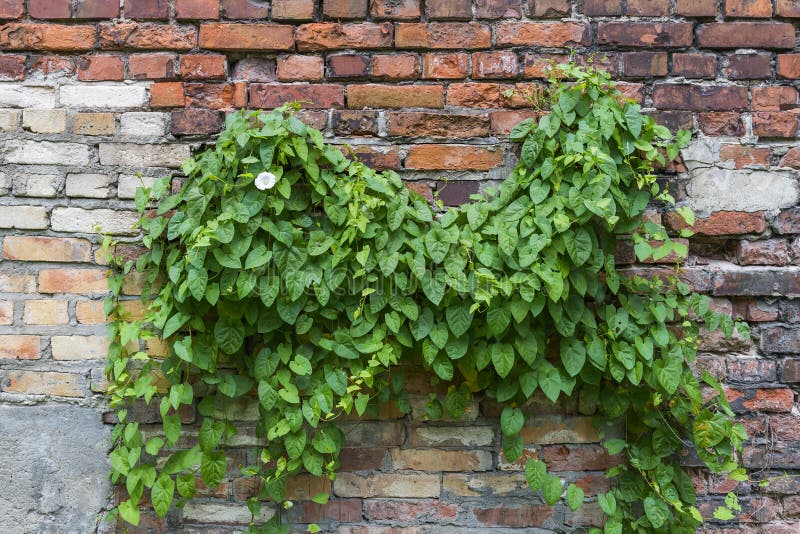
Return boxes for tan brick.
[76,300,106,324]
[390,448,493,471]
[3,370,82,397]
[0,109,20,131]
[0,301,12,325]
[333,473,440,498]
[22,300,69,325]
[22,109,67,133]
[0,335,41,360]
[0,271,36,293]
[3,236,92,263]
[521,415,600,445]
[71,112,116,135]
[51,335,108,360]
[39,268,109,294]
[405,144,503,170]
[65,173,109,198]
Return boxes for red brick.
[476,0,522,18]
[598,22,693,47]
[724,53,771,79]
[495,22,590,47]
[171,109,224,135]
[627,0,670,16]
[77,55,124,81]
[447,82,511,108]
[233,58,276,81]
[698,112,744,136]
[736,239,791,266]
[30,55,74,75]
[0,336,41,360]
[0,24,96,51]
[781,147,800,169]
[426,0,470,19]
[129,53,175,79]
[0,55,25,80]
[329,54,370,78]
[150,81,185,107]
[183,82,239,109]
[348,84,443,108]
[489,110,538,134]
[777,54,800,79]
[124,0,168,19]
[251,83,344,109]
[220,0,268,19]
[397,23,492,49]
[75,0,120,18]
[676,0,717,16]
[0,0,23,18]
[276,55,322,82]
[99,22,196,50]
[473,505,555,528]
[725,0,773,17]
[176,0,220,19]
[742,389,795,412]
[521,53,567,78]
[332,110,378,135]
[406,145,503,170]
[296,23,394,51]
[665,210,766,236]
[323,0,368,19]
[272,0,314,20]
[753,112,799,138]
[364,500,457,522]
[179,54,226,79]
[653,84,748,111]
[371,53,418,80]
[472,51,518,79]
[371,0,421,19]
[778,0,800,16]
[672,53,717,78]
[719,145,771,168]
[198,23,293,51]
[622,52,668,78]
[752,86,798,111]
[697,23,796,49]
[29,0,71,18]
[584,0,622,15]
[422,52,469,79]
[387,112,490,138]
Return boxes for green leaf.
[163,414,181,446]
[176,473,196,499]
[311,492,329,505]
[118,499,140,526]
[491,343,515,379]
[560,338,586,377]
[598,492,616,515]
[525,459,547,491]
[145,437,164,456]
[200,451,227,488]
[500,406,525,436]
[285,430,307,459]
[214,319,244,354]
[542,475,563,505]
[713,506,735,520]
[503,433,524,462]
[538,364,561,403]
[446,303,473,337]
[199,418,225,451]
[289,355,312,376]
[151,473,175,517]
[643,496,669,528]
[566,483,584,511]
[521,136,540,167]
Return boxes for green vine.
[105,63,750,533]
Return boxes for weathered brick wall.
[1,0,799,532]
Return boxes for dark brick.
[436,180,481,206]
[584,0,622,16]
[697,23,796,49]
[714,268,800,297]
[724,53,771,80]
[528,0,571,17]
[653,84,749,111]
[75,0,120,18]
[0,54,25,80]
[621,52,668,78]
[328,55,370,79]
[124,0,169,19]
[598,22,694,48]
[426,0,471,19]
[332,110,379,136]
[232,58,276,82]
[170,109,225,135]
[698,112,744,136]
[475,0,522,18]
[672,53,717,79]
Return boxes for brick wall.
[1,0,799,532]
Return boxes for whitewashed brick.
[117,174,157,200]
[3,140,91,165]
[0,84,56,108]
[51,207,139,235]
[182,502,275,524]
[119,112,169,137]
[60,84,148,109]
[22,109,67,133]
[23,175,58,198]
[688,169,800,213]
[0,172,8,194]
[99,143,190,168]
[0,206,48,229]
[51,335,109,361]
[66,173,109,199]
[0,109,19,131]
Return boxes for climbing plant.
[105,63,749,533]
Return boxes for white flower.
[254,171,277,190]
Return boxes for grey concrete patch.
[687,168,799,213]
[0,404,111,534]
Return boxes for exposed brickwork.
[0,2,799,533]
